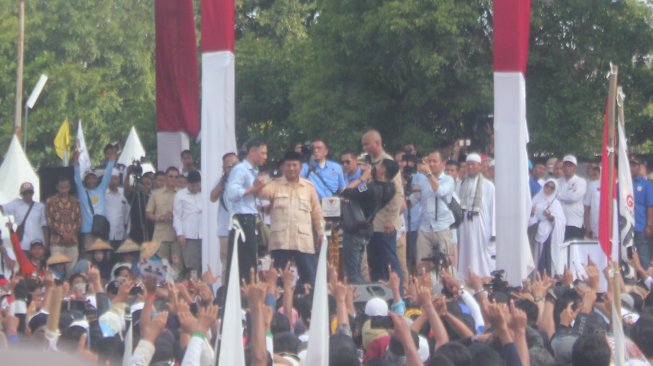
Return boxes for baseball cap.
[364,297,388,316]
[19,182,34,194]
[562,155,577,166]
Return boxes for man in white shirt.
[105,169,130,249]
[174,170,203,276]
[583,165,601,239]
[557,155,587,240]
[0,182,48,252]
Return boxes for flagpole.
[605,64,618,261]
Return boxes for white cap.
[364,297,389,316]
[111,168,120,177]
[83,169,97,179]
[466,153,482,164]
[562,155,577,166]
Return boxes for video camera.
[130,156,150,182]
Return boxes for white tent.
[118,126,155,174]
[0,135,40,239]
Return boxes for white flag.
[217,219,245,366]
[76,120,92,175]
[305,242,329,366]
[617,119,634,253]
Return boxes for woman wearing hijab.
[529,179,566,275]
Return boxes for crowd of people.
[0,129,651,366]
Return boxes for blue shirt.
[225,159,259,215]
[74,160,115,233]
[633,175,653,233]
[344,167,362,185]
[300,160,346,200]
[529,176,542,197]
[404,173,423,232]
[417,172,455,231]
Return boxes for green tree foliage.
[527,0,653,158]
[288,0,494,155]
[0,0,155,166]
[1,0,652,168]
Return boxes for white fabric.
[118,127,147,166]
[201,50,238,279]
[0,243,17,279]
[2,199,46,251]
[557,175,587,228]
[156,131,189,172]
[123,314,133,366]
[493,72,534,285]
[304,238,329,366]
[173,188,203,240]
[583,180,601,238]
[105,187,130,241]
[76,121,92,176]
[617,122,635,251]
[529,179,566,275]
[458,175,496,277]
[0,135,41,244]
[217,223,245,366]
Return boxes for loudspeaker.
[38,167,76,201]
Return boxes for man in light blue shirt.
[225,140,268,282]
[415,150,455,273]
[73,149,116,250]
[300,139,346,200]
[405,173,423,275]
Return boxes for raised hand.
[143,311,169,343]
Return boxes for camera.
[300,141,313,162]
[130,156,150,182]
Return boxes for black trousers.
[564,225,584,241]
[225,214,258,285]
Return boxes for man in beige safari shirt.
[146,166,181,276]
[259,151,323,285]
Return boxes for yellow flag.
[54,118,70,161]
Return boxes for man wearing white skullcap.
[105,168,130,249]
[557,154,586,241]
[458,153,496,277]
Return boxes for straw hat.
[116,238,140,254]
[87,238,113,252]
[47,254,72,266]
[140,241,161,260]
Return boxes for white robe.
[458,176,495,277]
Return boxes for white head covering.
[364,297,388,316]
[466,153,482,164]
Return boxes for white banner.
[617,121,634,250]
[494,72,535,285]
[201,51,238,279]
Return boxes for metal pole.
[14,0,25,139]
[606,64,618,260]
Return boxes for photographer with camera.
[414,150,455,276]
[124,159,154,243]
[399,149,422,277]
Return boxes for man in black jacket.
[340,158,398,283]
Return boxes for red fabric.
[363,336,391,364]
[9,231,36,278]
[155,0,200,137]
[599,101,614,258]
[493,0,531,74]
[201,0,235,52]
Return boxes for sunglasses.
[21,190,34,195]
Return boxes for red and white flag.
[493,0,535,285]
[200,0,238,278]
[154,0,200,170]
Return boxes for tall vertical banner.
[616,90,634,255]
[154,0,200,171]
[493,0,535,284]
[200,0,238,277]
